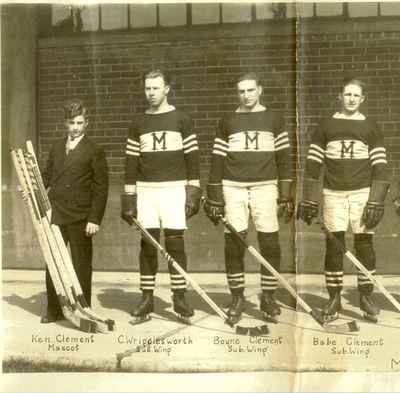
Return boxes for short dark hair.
[143,69,171,85]
[342,77,366,94]
[237,72,261,86]
[64,98,88,120]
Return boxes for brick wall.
[38,20,400,185]
[35,19,400,273]
[297,25,400,181]
[38,24,297,185]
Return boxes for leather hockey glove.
[393,196,400,216]
[185,185,202,219]
[203,183,225,225]
[296,201,318,225]
[121,193,137,225]
[362,180,390,229]
[296,178,320,225]
[277,180,294,223]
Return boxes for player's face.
[145,76,170,108]
[65,115,87,139]
[340,84,365,115]
[237,79,262,110]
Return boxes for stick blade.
[236,324,269,336]
[310,309,359,334]
[323,320,360,334]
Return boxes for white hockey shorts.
[323,187,373,234]
[137,185,186,230]
[223,183,279,233]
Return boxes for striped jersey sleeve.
[369,123,388,182]
[124,121,140,194]
[181,113,200,187]
[304,126,326,181]
[273,115,293,181]
[208,118,228,184]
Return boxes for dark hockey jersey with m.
[305,114,388,191]
[208,110,292,186]
[124,109,200,190]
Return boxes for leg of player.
[224,232,246,324]
[355,234,379,323]
[165,229,194,324]
[130,229,160,324]
[322,232,345,322]
[258,231,281,323]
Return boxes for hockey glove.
[185,185,202,219]
[277,180,294,223]
[362,180,390,229]
[296,201,319,225]
[203,183,225,225]
[121,193,137,225]
[393,196,400,216]
[296,178,320,225]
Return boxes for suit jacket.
[42,135,109,226]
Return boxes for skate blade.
[175,313,192,325]
[262,312,278,324]
[363,313,378,323]
[129,315,151,326]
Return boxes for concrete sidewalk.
[3,269,400,373]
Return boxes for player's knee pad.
[140,228,160,275]
[165,229,187,270]
[325,231,345,272]
[257,231,281,273]
[225,231,247,273]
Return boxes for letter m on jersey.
[326,140,368,160]
[245,131,259,150]
[340,140,355,159]
[152,132,167,150]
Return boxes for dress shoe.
[40,313,64,324]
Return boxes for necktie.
[66,139,71,155]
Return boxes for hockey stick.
[220,217,360,334]
[12,149,99,333]
[25,142,115,331]
[321,223,400,314]
[131,217,270,336]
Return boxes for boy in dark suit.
[41,98,109,323]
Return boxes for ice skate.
[173,292,194,324]
[322,292,342,323]
[260,291,281,324]
[360,293,379,323]
[130,292,154,325]
[226,294,246,325]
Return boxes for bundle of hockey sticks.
[11,141,115,333]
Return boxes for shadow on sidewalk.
[298,292,362,320]
[2,292,44,317]
[343,287,400,313]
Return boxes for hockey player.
[121,69,202,324]
[297,77,389,323]
[203,72,294,323]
